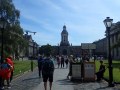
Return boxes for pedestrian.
[0,58,13,89]
[42,53,54,90]
[67,55,76,79]
[96,60,105,81]
[6,56,14,82]
[61,55,64,68]
[38,54,43,78]
[56,56,60,68]
[65,56,69,68]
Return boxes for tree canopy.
[0,0,27,57]
[39,44,52,56]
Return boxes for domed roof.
[61,25,68,34]
[63,25,66,29]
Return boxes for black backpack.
[42,59,54,74]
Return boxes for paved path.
[9,68,41,90]
[9,65,120,90]
[32,66,120,90]
[33,68,76,90]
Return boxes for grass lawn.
[95,60,120,83]
[13,60,38,76]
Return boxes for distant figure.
[56,56,60,68]
[42,53,54,90]
[65,56,69,68]
[38,54,43,78]
[96,60,105,81]
[61,56,64,68]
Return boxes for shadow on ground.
[22,77,40,81]
[56,78,81,85]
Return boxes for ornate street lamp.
[0,15,7,64]
[32,40,35,72]
[25,30,36,72]
[103,17,114,87]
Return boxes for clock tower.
[60,25,70,46]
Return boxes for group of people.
[0,56,14,89]
[55,55,106,81]
[56,55,69,68]
[0,53,106,90]
[37,54,81,90]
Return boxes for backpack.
[42,59,54,74]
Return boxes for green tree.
[39,44,52,56]
[0,0,27,57]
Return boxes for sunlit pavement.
[32,67,120,90]
[9,68,41,90]
[33,67,76,90]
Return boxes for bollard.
[31,60,33,72]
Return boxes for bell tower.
[60,25,70,46]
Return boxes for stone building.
[93,21,120,59]
[20,34,39,58]
[93,38,107,58]
[108,22,120,59]
[52,25,82,57]
[52,22,120,59]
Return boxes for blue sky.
[13,0,120,46]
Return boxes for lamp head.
[103,17,113,28]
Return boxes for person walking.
[67,55,76,79]
[56,56,60,68]
[65,56,69,68]
[42,53,54,90]
[38,54,43,78]
[61,55,64,68]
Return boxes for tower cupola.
[60,25,70,46]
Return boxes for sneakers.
[1,86,4,89]
[0,86,11,89]
[7,86,11,89]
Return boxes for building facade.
[20,34,39,58]
[52,25,82,57]
[108,22,120,59]
[93,38,107,58]
[93,21,120,60]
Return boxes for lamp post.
[25,30,36,71]
[0,15,7,64]
[31,40,35,72]
[103,17,114,87]
[0,23,4,64]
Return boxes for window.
[115,34,118,42]
[116,48,119,56]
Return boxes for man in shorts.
[42,53,54,90]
